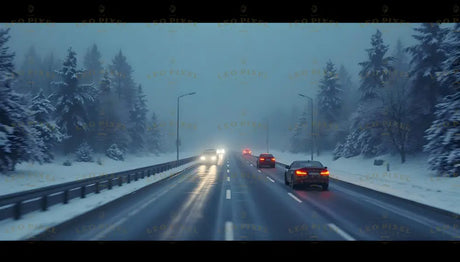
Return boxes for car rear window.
[291,161,323,168]
[260,154,273,157]
[203,149,217,154]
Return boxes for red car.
[284,160,329,191]
[242,148,252,155]
[257,153,276,168]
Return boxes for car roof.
[291,160,323,167]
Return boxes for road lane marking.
[227,169,230,173]
[225,221,234,241]
[249,164,253,166]
[226,189,231,199]
[287,193,302,203]
[91,217,128,240]
[257,170,262,173]
[227,177,230,182]
[327,223,356,241]
[226,164,230,167]
[266,177,275,183]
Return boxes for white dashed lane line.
[225,221,234,241]
[257,170,262,173]
[266,176,275,183]
[287,193,302,203]
[227,177,230,182]
[226,190,231,200]
[327,223,356,241]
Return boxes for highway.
[30,152,460,240]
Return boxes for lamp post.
[177,92,196,161]
[298,93,314,161]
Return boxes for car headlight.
[211,156,216,160]
[200,156,206,160]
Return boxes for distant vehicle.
[284,160,329,191]
[200,149,218,165]
[242,148,252,155]
[256,153,276,168]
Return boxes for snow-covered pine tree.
[41,51,59,96]
[289,109,309,153]
[424,23,460,177]
[316,60,342,150]
[335,29,393,159]
[0,28,45,171]
[145,112,162,155]
[106,143,124,161]
[109,50,136,106]
[75,141,94,162]
[128,84,148,153]
[29,89,65,163]
[83,44,103,85]
[52,47,97,154]
[405,23,449,151]
[15,46,42,95]
[380,39,412,163]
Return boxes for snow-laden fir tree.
[51,47,97,154]
[109,50,136,105]
[15,46,43,95]
[405,23,449,151]
[380,39,412,163]
[289,109,310,153]
[29,89,65,163]
[0,28,45,171]
[128,84,148,153]
[83,44,103,85]
[75,141,94,162]
[145,112,162,155]
[41,51,59,96]
[316,60,342,151]
[106,143,124,161]
[335,29,393,159]
[424,24,460,177]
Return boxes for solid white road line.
[225,221,234,241]
[92,217,128,240]
[327,223,356,241]
[226,189,231,200]
[287,193,302,203]
[266,176,275,183]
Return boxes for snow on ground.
[0,150,197,197]
[0,161,197,240]
[256,149,460,215]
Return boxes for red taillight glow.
[260,158,265,161]
[271,158,275,161]
[295,169,308,176]
[320,170,330,176]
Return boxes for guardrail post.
[119,176,123,186]
[81,186,86,198]
[14,201,22,220]
[95,182,100,194]
[108,178,112,190]
[41,195,48,211]
[63,190,69,204]
[127,174,131,183]
[135,172,138,181]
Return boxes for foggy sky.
[2,23,420,152]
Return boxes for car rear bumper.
[258,162,275,167]
[294,176,329,184]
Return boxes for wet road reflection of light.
[160,164,219,240]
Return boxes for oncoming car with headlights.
[200,149,218,165]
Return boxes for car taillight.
[271,158,275,161]
[320,170,329,176]
[260,157,265,161]
[295,169,308,176]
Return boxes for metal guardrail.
[0,156,198,221]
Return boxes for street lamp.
[298,93,314,161]
[177,92,196,161]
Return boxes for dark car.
[256,153,276,168]
[284,160,329,191]
[200,149,218,165]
